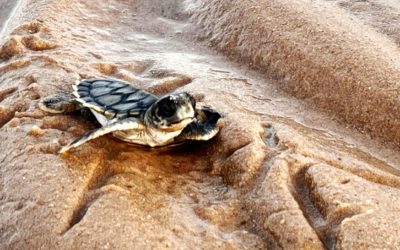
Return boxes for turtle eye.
[157,101,176,117]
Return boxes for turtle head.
[146,92,196,132]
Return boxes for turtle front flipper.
[177,121,220,141]
[60,118,144,153]
[39,96,79,114]
[176,107,221,142]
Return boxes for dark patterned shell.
[73,79,158,119]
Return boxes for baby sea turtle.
[39,79,221,153]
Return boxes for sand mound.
[192,0,400,145]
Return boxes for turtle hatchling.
[39,79,221,153]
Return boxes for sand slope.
[193,0,400,145]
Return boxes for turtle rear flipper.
[60,117,143,153]
[39,96,79,114]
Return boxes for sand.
[0,1,17,37]
[192,0,400,145]
[0,0,399,249]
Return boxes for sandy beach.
[0,0,19,38]
[0,0,399,249]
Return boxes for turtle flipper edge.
[60,118,142,153]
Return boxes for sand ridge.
[192,0,400,145]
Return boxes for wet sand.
[0,0,399,249]
[0,0,19,38]
[193,0,400,146]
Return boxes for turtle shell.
[73,79,158,119]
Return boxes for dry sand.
[0,0,399,249]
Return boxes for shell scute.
[78,85,89,92]
[92,80,110,88]
[109,81,127,88]
[111,102,140,111]
[91,87,113,97]
[74,79,158,117]
[113,86,136,94]
[96,94,123,106]
[126,91,149,102]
